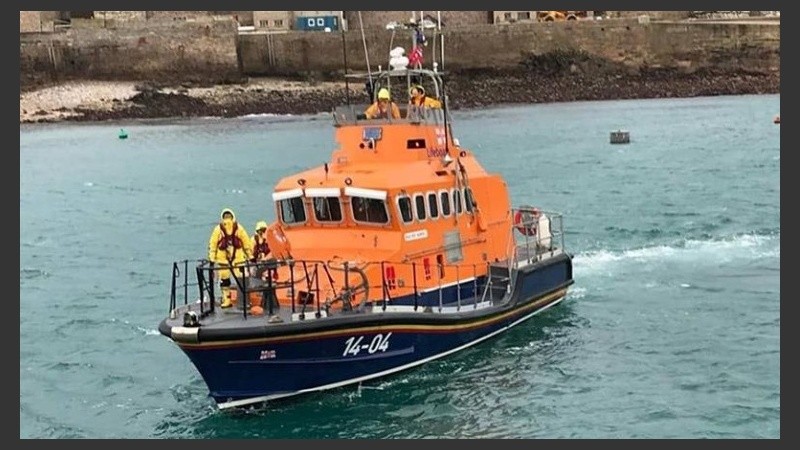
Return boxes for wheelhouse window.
[453,189,463,215]
[427,192,439,219]
[414,194,427,221]
[440,190,451,216]
[463,188,474,214]
[279,197,306,224]
[352,196,389,224]
[397,196,413,224]
[313,196,342,222]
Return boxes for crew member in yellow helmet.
[364,88,401,119]
[207,208,252,308]
[250,221,271,262]
[409,84,442,109]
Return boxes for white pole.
[437,11,444,70]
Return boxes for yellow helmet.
[377,88,390,100]
[409,84,425,96]
[220,208,235,221]
[256,221,268,231]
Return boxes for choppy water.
[20,95,780,438]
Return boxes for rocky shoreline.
[20,66,779,124]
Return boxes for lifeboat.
[159,23,575,410]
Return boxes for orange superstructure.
[263,70,515,309]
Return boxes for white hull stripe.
[217,295,566,410]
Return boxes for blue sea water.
[20,94,780,438]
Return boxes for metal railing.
[168,257,511,321]
[509,208,566,269]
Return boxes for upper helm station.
[268,57,511,266]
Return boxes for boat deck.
[165,289,509,333]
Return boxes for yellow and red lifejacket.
[217,223,244,250]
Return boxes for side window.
[279,197,306,224]
[397,196,413,224]
[463,188,474,214]
[352,196,389,224]
[440,190,451,217]
[453,189,463,215]
[313,197,343,222]
[414,194,427,221]
[427,192,439,219]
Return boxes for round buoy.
[118,128,128,139]
[514,206,540,236]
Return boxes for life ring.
[514,207,540,236]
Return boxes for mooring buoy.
[610,130,630,144]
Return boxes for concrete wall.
[21,17,779,88]
[20,19,241,85]
[240,19,779,76]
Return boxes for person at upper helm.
[208,208,252,308]
[364,88,401,119]
[409,84,442,109]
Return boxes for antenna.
[357,12,374,99]
[438,12,444,71]
[439,11,450,159]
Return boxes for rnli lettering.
[259,349,276,360]
[343,333,392,357]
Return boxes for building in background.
[253,11,345,31]
[344,11,489,29]
[293,11,344,31]
[20,11,66,32]
[492,11,536,23]
[253,11,291,30]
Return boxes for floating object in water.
[118,129,128,139]
[610,130,630,144]
[774,115,780,124]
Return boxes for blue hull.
[171,255,573,409]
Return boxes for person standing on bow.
[249,220,274,284]
[250,221,272,261]
[208,208,252,308]
[364,88,401,119]
[409,84,442,109]
[246,220,274,315]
